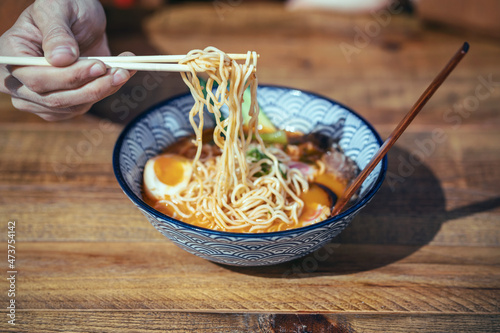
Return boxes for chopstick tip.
[462,42,470,54]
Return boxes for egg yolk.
[313,173,347,199]
[299,184,331,222]
[153,156,187,186]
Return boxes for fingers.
[114,51,138,82]
[11,97,93,121]
[0,0,135,121]
[31,1,79,66]
[42,26,79,66]
[9,60,107,94]
[8,64,134,121]
[2,50,136,121]
[8,52,137,95]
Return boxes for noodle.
[154,46,325,232]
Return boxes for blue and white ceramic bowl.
[113,85,387,266]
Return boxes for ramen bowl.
[113,85,387,266]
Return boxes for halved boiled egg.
[298,183,333,225]
[143,154,193,201]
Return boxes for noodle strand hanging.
[142,47,354,233]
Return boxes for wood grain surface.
[0,2,499,332]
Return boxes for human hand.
[0,0,135,121]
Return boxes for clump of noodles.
[158,46,327,232]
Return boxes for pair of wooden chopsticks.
[0,54,255,72]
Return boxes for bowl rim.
[112,84,387,238]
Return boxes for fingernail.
[112,68,129,86]
[51,45,77,58]
[90,63,106,77]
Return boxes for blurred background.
[2,0,499,39]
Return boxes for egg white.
[143,154,193,201]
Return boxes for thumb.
[32,4,79,66]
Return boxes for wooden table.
[1,2,499,332]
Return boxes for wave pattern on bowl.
[142,205,354,266]
[114,85,386,266]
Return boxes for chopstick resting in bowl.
[0,53,257,72]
